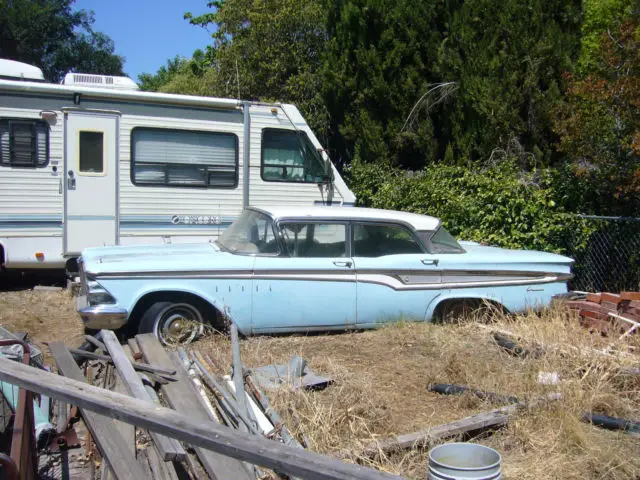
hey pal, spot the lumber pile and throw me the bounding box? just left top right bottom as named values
left=565, top=291, right=640, bottom=337
left=22, top=329, right=401, bottom=480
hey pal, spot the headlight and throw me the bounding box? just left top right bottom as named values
left=87, top=280, right=116, bottom=306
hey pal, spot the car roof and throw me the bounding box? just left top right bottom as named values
left=252, top=206, right=441, bottom=231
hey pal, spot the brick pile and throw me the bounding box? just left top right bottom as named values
left=565, top=291, right=640, bottom=336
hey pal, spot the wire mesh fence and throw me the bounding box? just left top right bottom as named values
left=565, top=215, right=640, bottom=293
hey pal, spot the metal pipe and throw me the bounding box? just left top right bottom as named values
left=176, top=349, right=220, bottom=422
left=581, top=412, right=640, bottom=434
left=245, top=372, right=304, bottom=449
left=190, top=352, right=257, bottom=434
left=242, top=100, right=250, bottom=208
left=429, top=383, right=519, bottom=405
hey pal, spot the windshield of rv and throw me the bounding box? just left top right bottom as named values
left=216, top=210, right=279, bottom=255
left=262, top=130, right=328, bottom=183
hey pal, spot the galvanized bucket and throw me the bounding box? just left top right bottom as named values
left=428, top=443, right=502, bottom=480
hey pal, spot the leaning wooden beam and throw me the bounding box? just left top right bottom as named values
left=0, top=354, right=402, bottom=480
left=68, top=348, right=176, bottom=376
left=47, top=342, right=148, bottom=480
left=101, top=330, right=186, bottom=462
left=136, top=334, right=255, bottom=480
left=361, top=393, right=561, bottom=457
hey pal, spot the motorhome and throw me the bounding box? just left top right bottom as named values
left=0, top=59, right=355, bottom=271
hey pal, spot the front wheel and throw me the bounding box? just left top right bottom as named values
left=138, top=301, right=207, bottom=346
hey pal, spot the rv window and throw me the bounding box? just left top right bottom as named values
left=131, top=128, right=238, bottom=189
left=261, top=129, right=326, bottom=183
left=79, top=131, right=104, bottom=173
left=0, top=119, right=49, bottom=168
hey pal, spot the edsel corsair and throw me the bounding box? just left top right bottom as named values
left=76, top=206, right=573, bottom=344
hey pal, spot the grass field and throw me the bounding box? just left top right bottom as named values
left=1, top=289, right=638, bottom=479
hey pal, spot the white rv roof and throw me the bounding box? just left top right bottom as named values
left=0, top=59, right=44, bottom=81
left=257, top=206, right=441, bottom=231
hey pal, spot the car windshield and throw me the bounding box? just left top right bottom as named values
left=421, top=227, right=465, bottom=254
left=216, top=210, right=279, bottom=255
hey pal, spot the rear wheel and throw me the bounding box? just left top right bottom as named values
left=138, top=301, right=207, bottom=346
left=434, top=299, right=498, bottom=323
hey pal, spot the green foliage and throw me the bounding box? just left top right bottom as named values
left=347, top=157, right=594, bottom=254
left=577, top=0, right=633, bottom=74
left=138, top=56, right=190, bottom=91
left=322, top=0, right=582, bottom=168
left=183, top=0, right=330, bottom=138
left=0, top=0, right=124, bottom=82
left=553, top=13, right=640, bottom=215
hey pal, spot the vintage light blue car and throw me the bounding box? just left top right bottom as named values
left=76, top=206, right=573, bottom=344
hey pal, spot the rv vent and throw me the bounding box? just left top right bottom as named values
left=63, top=72, right=139, bottom=91
left=0, top=59, right=45, bottom=81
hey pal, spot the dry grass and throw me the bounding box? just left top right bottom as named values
left=194, top=307, right=640, bottom=479
left=1, top=289, right=638, bottom=479
left=0, top=289, right=84, bottom=361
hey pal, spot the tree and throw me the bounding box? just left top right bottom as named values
left=138, top=55, right=191, bottom=91
left=0, top=0, right=124, bottom=82
left=553, top=14, right=640, bottom=215
left=184, top=0, right=329, bottom=137
left=321, top=0, right=582, bottom=169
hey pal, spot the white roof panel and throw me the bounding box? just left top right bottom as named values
left=256, top=206, right=441, bottom=231
left=0, top=59, right=44, bottom=81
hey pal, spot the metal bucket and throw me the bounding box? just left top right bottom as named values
left=428, top=443, right=502, bottom=480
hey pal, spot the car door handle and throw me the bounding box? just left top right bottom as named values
left=333, top=260, right=352, bottom=268
left=421, top=259, right=439, bottom=266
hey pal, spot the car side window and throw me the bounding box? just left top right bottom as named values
left=280, top=223, right=346, bottom=258
left=352, top=223, right=423, bottom=257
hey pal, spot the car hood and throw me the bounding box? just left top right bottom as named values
left=80, top=242, right=250, bottom=276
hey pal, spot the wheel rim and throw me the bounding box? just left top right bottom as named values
left=154, top=303, right=204, bottom=346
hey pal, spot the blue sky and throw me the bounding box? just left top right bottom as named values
left=73, top=0, right=214, bottom=82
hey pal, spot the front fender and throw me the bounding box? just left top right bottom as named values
left=102, top=278, right=253, bottom=335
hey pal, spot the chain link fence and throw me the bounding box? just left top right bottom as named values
left=565, top=215, right=640, bottom=293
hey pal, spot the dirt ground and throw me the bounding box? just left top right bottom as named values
left=1, top=288, right=639, bottom=479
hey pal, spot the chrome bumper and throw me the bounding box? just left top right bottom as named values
left=76, top=295, right=128, bottom=330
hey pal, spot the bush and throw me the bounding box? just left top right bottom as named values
left=346, top=158, right=594, bottom=254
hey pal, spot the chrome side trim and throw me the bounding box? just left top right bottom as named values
left=90, top=268, right=572, bottom=290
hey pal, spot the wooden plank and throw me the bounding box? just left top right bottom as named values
left=148, top=446, right=181, bottom=480
left=361, top=393, right=561, bottom=457
left=47, top=342, right=148, bottom=480
left=0, top=355, right=402, bottom=480
left=101, top=330, right=186, bottom=462
left=137, top=334, right=253, bottom=480
left=110, top=370, right=136, bottom=458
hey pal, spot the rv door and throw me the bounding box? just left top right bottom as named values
left=64, top=112, right=118, bottom=256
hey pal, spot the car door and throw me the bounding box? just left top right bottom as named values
left=352, top=222, right=442, bottom=326
left=251, top=221, right=356, bottom=333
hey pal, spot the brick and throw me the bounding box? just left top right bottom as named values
left=578, top=315, right=612, bottom=335
left=580, top=309, right=609, bottom=321
left=586, top=292, right=602, bottom=303
left=600, top=292, right=622, bottom=305
left=565, top=300, right=607, bottom=313
left=617, top=307, right=640, bottom=323
left=620, top=292, right=640, bottom=301
left=600, top=301, right=619, bottom=313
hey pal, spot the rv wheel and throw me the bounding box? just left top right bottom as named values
left=139, top=301, right=206, bottom=346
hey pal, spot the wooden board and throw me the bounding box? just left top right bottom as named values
left=48, top=342, right=148, bottom=480
left=0, top=353, right=402, bottom=480
left=102, top=330, right=186, bottom=461
left=361, top=393, right=561, bottom=457
left=136, top=334, right=254, bottom=480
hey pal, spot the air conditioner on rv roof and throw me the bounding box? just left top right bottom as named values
left=63, top=72, right=139, bottom=91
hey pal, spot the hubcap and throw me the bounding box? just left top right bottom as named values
left=156, top=304, right=204, bottom=346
